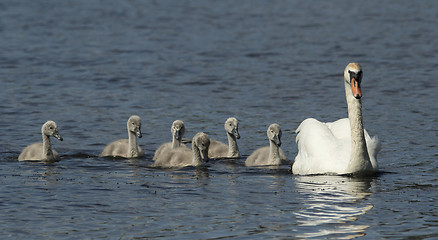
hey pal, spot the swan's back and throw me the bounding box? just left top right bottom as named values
left=100, top=139, right=128, bottom=157
left=153, top=147, right=193, bottom=168
left=245, top=147, right=288, bottom=166
left=208, top=140, right=229, bottom=158
left=99, top=139, right=144, bottom=158
left=293, top=118, right=380, bottom=174
left=152, top=142, right=172, bottom=160
left=245, top=146, right=270, bottom=166
left=18, top=142, right=60, bottom=161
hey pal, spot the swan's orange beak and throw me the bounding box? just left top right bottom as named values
left=351, top=78, right=362, bottom=99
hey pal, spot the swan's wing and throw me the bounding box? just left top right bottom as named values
left=18, top=142, right=43, bottom=161
left=364, top=129, right=381, bottom=170
left=99, top=139, right=129, bottom=157
left=245, top=147, right=269, bottom=166
left=152, top=142, right=171, bottom=161
left=208, top=139, right=228, bottom=158
left=153, top=147, right=192, bottom=168
left=293, top=118, right=350, bottom=175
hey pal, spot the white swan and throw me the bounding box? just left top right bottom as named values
left=152, top=120, right=188, bottom=161
left=208, top=117, right=240, bottom=158
left=99, top=115, right=145, bottom=158
left=152, top=132, right=210, bottom=168
left=292, top=63, right=381, bottom=176
left=18, top=121, right=63, bottom=162
left=245, top=123, right=289, bottom=166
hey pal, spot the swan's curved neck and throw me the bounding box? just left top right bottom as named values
left=227, top=133, right=239, bottom=157
left=128, top=130, right=139, bottom=158
left=345, top=82, right=372, bottom=173
left=268, top=140, right=281, bottom=165
left=42, top=133, right=53, bottom=160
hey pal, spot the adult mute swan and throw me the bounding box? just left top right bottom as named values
left=18, top=121, right=63, bottom=162
left=152, top=132, right=210, bottom=168
left=208, top=117, right=240, bottom=158
left=99, top=115, right=145, bottom=158
left=292, top=63, right=381, bottom=176
left=152, top=120, right=188, bottom=161
left=245, top=123, right=289, bottom=166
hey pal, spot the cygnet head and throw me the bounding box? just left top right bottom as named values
left=193, top=132, right=210, bottom=162
left=267, top=123, right=281, bottom=147
left=171, top=120, right=185, bottom=140
left=224, top=117, right=240, bottom=139
left=344, top=63, right=363, bottom=99
left=127, top=115, right=142, bottom=138
left=42, top=120, right=63, bottom=141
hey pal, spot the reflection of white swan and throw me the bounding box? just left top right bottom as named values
left=292, top=63, right=380, bottom=176
left=294, top=176, right=374, bottom=239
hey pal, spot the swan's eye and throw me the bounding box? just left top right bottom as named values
left=348, top=70, right=363, bottom=85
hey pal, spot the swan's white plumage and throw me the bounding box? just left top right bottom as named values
left=99, top=115, right=144, bottom=158
left=18, top=120, right=63, bottom=162
left=293, top=118, right=380, bottom=175
left=152, top=120, right=188, bottom=161
left=292, top=63, right=381, bottom=175
left=208, top=117, right=240, bottom=158
left=153, top=132, right=210, bottom=168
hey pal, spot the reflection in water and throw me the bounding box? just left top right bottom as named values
left=294, top=176, right=375, bottom=239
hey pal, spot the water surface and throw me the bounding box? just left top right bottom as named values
left=1, top=0, right=437, bottom=239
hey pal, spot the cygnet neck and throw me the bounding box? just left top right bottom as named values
left=268, top=140, right=281, bottom=165
left=128, top=130, right=139, bottom=158
left=227, top=132, right=239, bottom=157
left=172, top=134, right=181, bottom=149
left=41, top=132, right=53, bottom=160
left=192, top=144, right=204, bottom=166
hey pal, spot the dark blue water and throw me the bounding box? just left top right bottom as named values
left=1, top=0, right=437, bottom=239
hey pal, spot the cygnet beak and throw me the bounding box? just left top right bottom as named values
left=235, top=130, right=241, bottom=139
left=136, top=129, right=142, bottom=138
left=54, top=133, right=63, bottom=141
